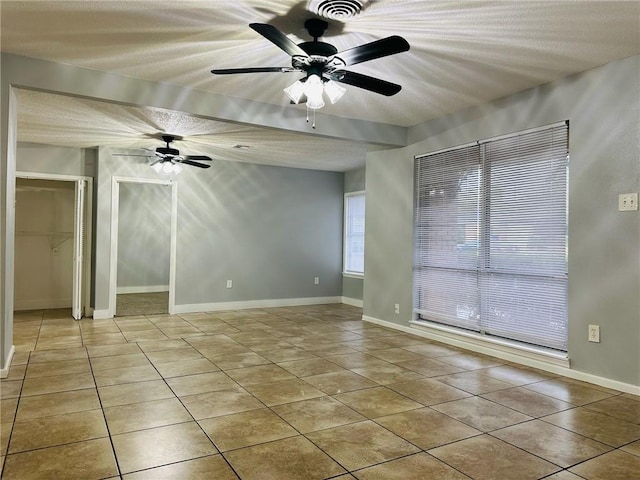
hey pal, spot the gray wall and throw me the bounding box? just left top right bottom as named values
left=343, top=167, right=366, bottom=302
left=364, top=54, right=640, bottom=386
left=94, top=148, right=344, bottom=311
left=117, top=182, right=171, bottom=291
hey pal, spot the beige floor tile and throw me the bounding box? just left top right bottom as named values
left=181, top=387, right=263, bottom=420
left=122, top=329, right=168, bottom=342
left=622, top=439, right=640, bottom=457
left=136, top=338, right=189, bottom=352
left=1, top=398, right=18, bottom=424
left=210, top=352, right=272, bottom=370
left=542, top=472, right=584, bottom=480
left=306, top=344, right=360, bottom=356
left=435, top=371, right=515, bottom=395
left=582, top=394, right=640, bottom=424
left=21, top=372, right=95, bottom=397
left=542, top=407, right=640, bottom=447
left=3, top=364, right=26, bottom=381
left=245, top=378, right=326, bottom=406
left=361, top=347, right=426, bottom=364
left=272, top=396, right=366, bottom=433
left=35, top=335, right=83, bottom=350
left=260, top=347, right=318, bottom=362
left=1, top=422, right=11, bottom=455
left=98, top=379, right=175, bottom=407
left=37, top=325, right=81, bottom=338
left=524, top=379, right=615, bottom=405
left=334, top=386, right=423, bottom=418
left=395, top=357, right=466, bottom=377
left=28, top=347, right=87, bottom=364
left=431, top=396, right=532, bottom=432
left=114, top=318, right=157, bottom=331
left=0, top=380, right=22, bottom=400
left=199, top=407, right=298, bottom=451
left=437, top=352, right=505, bottom=370
left=196, top=343, right=252, bottom=358
left=481, top=386, right=574, bottom=417
left=104, top=397, right=191, bottom=434
left=224, top=435, right=345, bottom=480
left=225, top=364, right=296, bottom=386
left=403, top=343, right=463, bottom=357
left=93, top=364, right=161, bottom=386
left=278, top=358, right=346, bottom=377
left=306, top=420, right=419, bottom=470
left=89, top=352, right=150, bottom=371
left=112, top=421, right=217, bottom=474
left=429, top=435, right=559, bottom=480
left=166, top=371, right=238, bottom=396
left=158, top=326, right=204, bottom=337
left=16, top=388, right=100, bottom=420
left=324, top=352, right=389, bottom=369
left=9, top=409, right=107, bottom=453
left=375, top=407, right=481, bottom=450
left=25, top=358, right=90, bottom=378
left=353, top=452, right=471, bottom=480
left=492, top=419, right=612, bottom=467
left=154, top=357, right=219, bottom=378
left=351, top=363, right=424, bottom=385
left=86, top=343, right=142, bottom=357
left=302, top=370, right=378, bottom=395
left=82, top=333, right=127, bottom=345
left=2, top=437, right=118, bottom=480
left=479, top=364, right=558, bottom=386
left=387, top=377, right=472, bottom=406
left=569, top=449, right=640, bottom=479
left=122, top=454, right=239, bottom=479
left=144, top=346, right=204, bottom=364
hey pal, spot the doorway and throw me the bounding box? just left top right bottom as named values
left=109, top=177, right=177, bottom=317
left=14, top=174, right=92, bottom=319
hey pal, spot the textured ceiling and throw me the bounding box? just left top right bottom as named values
left=2, top=0, right=639, bottom=170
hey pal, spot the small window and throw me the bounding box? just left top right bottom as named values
left=344, top=191, right=365, bottom=276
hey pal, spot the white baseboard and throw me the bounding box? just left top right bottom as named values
left=0, top=345, right=16, bottom=379
left=14, top=298, right=71, bottom=310
left=342, top=296, right=363, bottom=308
left=116, top=285, right=169, bottom=294
left=174, top=296, right=344, bottom=314
left=362, top=315, right=640, bottom=396
left=92, top=309, right=112, bottom=320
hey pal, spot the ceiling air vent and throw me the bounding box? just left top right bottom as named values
left=314, top=0, right=365, bottom=21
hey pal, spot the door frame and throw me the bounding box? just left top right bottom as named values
left=109, top=176, right=177, bottom=317
left=15, top=171, right=93, bottom=319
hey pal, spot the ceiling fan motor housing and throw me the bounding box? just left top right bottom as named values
left=157, top=147, right=180, bottom=156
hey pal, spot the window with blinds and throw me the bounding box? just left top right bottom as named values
left=344, top=191, right=366, bottom=275
left=414, top=122, right=569, bottom=351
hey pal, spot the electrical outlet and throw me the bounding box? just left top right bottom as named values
left=588, top=324, right=600, bottom=343
left=618, top=193, right=638, bottom=211
left=226, top=280, right=233, bottom=289
left=394, top=303, right=400, bottom=314
left=314, top=277, right=320, bottom=285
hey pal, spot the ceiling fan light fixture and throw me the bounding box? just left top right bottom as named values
left=284, top=79, right=305, bottom=104
left=304, top=74, right=325, bottom=109
left=324, top=79, right=346, bottom=104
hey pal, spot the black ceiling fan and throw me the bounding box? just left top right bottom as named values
left=211, top=19, right=410, bottom=99
left=115, top=135, right=212, bottom=170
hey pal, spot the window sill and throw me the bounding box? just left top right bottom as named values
left=342, top=272, right=364, bottom=279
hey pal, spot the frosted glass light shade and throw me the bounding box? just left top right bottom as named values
left=324, top=80, right=346, bottom=104
left=284, top=80, right=305, bottom=103
left=304, top=75, right=325, bottom=109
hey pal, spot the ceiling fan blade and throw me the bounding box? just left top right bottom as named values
left=249, top=23, right=309, bottom=58
left=184, top=155, right=213, bottom=161
left=334, top=35, right=410, bottom=67
left=178, top=159, right=211, bottom=169
left=212, top=66, right=296, bottom=75
left=331, top=71, right=402, bottom=96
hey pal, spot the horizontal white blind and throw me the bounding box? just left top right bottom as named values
left=415, top=123, right=568, bottom=351
left=344, top=193, right=365, bottom=274
left=414, top=144, right=481, bottom=330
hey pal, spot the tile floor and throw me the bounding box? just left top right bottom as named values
left=1, top=304, right=639, bottom=480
